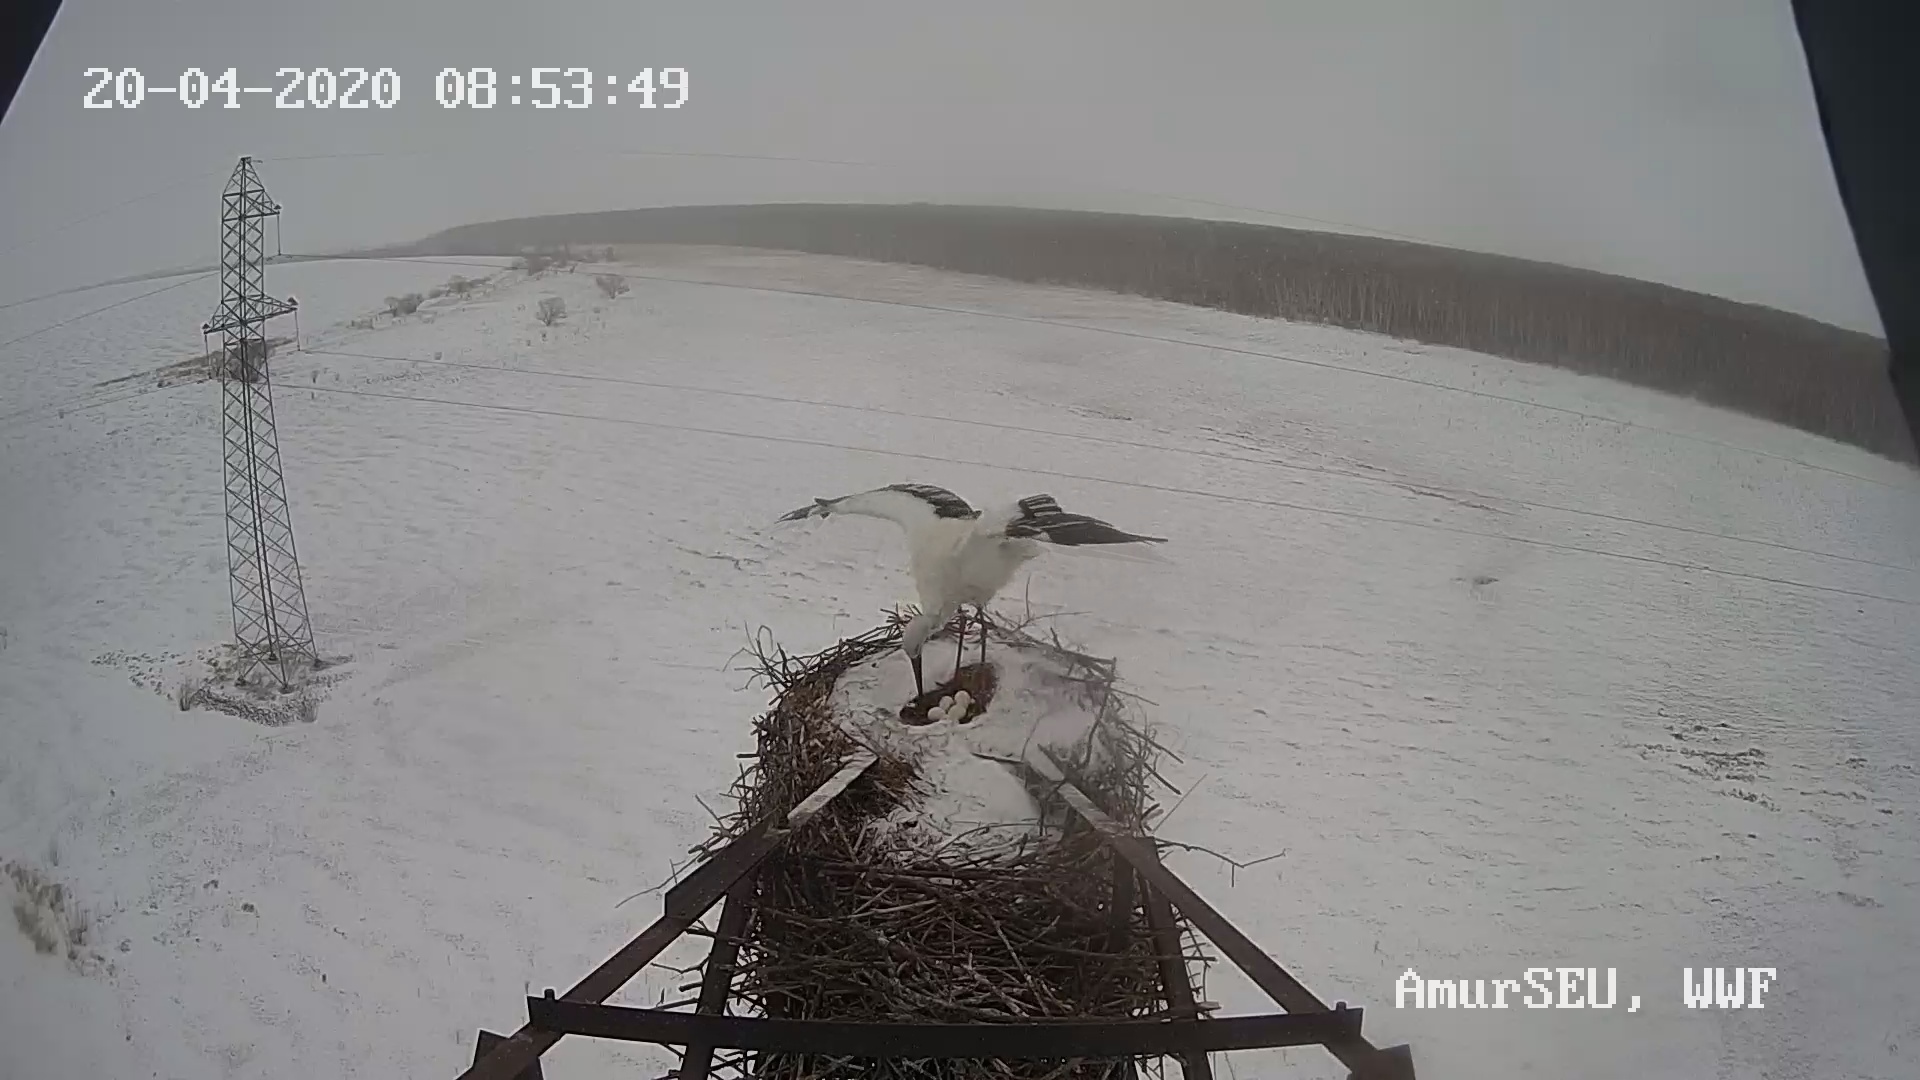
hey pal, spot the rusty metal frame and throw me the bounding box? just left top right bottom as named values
left=454, top=747, right=1416, bottom=1080
left=676, top=879, right=755, bottom=1080
left=456, top=753, right=877, bottom=1080
left=1140, top=874, right=1214, bottom=1080
left=528, top=996, right=1362, bottom=1056
left=1030, top=748, right=1416, bottom=1080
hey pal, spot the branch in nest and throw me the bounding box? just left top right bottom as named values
left=1153, top=837, right=1287, bottom=882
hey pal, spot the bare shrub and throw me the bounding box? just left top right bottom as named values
left=428, top=285, right=448, bottom=299
left=384, top=293, right=424, bottom=317
left=535, top=297, right=567, bottom=326
left=446, top=275, right=475, bottom=297
left=594, top=273, right=629, bottom=299
left=517, top=253, right=555, bottom=276
left=5, top=861, right=83, bottom=964
left=11, top=893, right=55, bottom=954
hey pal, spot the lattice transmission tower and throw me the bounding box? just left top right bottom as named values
left=201, top=156, right=316, bottom=690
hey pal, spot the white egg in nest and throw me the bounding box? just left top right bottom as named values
left=925, top=705, right=947, bottom=723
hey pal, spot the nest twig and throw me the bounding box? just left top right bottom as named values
left=680, top=608, right=1190, bottom=1080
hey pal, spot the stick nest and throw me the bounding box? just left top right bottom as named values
left=687, top=608, right=1190, bottom=1080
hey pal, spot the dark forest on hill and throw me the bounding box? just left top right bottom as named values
left=403, top=204, right=1910, bottom=462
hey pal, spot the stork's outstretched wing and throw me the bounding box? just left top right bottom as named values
left=881, top=483, right=979, bottom=520
left=777, top=483, right=981, bottom=533
left=1003, top=493, right=1166, bottom=545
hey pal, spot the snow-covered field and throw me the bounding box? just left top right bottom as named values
left=2, top=245, right=1917, bottom=1080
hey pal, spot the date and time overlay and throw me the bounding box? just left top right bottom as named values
left=81, top=66, right=688, bottom=110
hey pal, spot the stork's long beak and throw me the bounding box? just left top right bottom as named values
left=776, top=505, right=815, bottom=522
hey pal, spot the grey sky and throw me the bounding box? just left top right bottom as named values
left=0, top=0, right=1882, bottom=334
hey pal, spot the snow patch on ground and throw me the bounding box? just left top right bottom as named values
left=827, top=634, right=1116, bottom=860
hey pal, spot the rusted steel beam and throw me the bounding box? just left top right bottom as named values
left=664, top=823, right=781, bottom=921
left=471, top=1031, right=542, bottom=1080
left=454, top=827, right=769, bottom=1080
left=453, top=752, right=879, bottom=1080
left=1108, top=858, right=1137, bottom=955
left=526, top=997, right=1364, bottom=1058
left=1031, top=748, right=1415, bottom=1080
left=785, top=749, right=877, bottom=830
left=1141, top=883, right=1214, bottom=1080
left=677, top=882, right=755, bottom=1080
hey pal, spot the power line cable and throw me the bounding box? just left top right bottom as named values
left=291, top=378, right=1920, bottom=610
left=305, top=344, right=1919, bottom=575
left=0, top=169, right=229, bottom=259
left=0, top=272, right=214, bottom=354
left=298, top=252, right=1918, bottom=491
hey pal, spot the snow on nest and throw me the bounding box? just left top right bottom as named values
left=826, top=635, right=1113, bottom=860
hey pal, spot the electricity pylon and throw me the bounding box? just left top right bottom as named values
left=201, top=156, right=316, bottom=690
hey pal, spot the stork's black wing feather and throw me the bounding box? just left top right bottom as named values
left=883, top=483, right=980, bottom=519
left=1005, top=494, right=1166, bottom=545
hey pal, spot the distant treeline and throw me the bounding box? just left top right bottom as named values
left=405, top=204, right=1910, bottom=462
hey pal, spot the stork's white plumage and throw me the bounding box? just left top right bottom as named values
left=777, top=483, right=1166, bottom=697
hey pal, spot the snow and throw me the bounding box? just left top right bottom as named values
left=2, top=245, right=1918, bottom=1080
left=825, top=633, right=1120, bottom=861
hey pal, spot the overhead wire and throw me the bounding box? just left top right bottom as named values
left=303, top=344, right=1919, bottom=576
left=15, top=325, right=1906, bottom=581
left=287, top=378, right=1920, bottom=610
left=8, top=145, right=1900, bottom=490
left=294, top=252, right=1917, bottom=491
left=7, top=240, right=1907, bottom=506
left=0, top=168, right=229, bottom=260
left=0, top=272, right=215, bottom=354
left=4, top=154, right=1907, bottom=592
left=4, top=250, right=1908, bottom=604
left=0, top=266, right=214, bottom=313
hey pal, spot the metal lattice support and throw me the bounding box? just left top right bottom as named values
left=456, top=747, right=1417, bottom=1080
left=202, top=156, right=314, bottom=690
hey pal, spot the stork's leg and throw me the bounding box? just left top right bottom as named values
left=978, top=605, right=989, bottom=666
left=954, top=606, right=969, bottom=677
left=910, top=651, right=925, bottom=698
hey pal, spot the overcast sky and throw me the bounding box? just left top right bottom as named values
left=0, top=0, right=1883, bottom=333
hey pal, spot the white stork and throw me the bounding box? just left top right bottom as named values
left=777, top=483, right=1166, bottom=698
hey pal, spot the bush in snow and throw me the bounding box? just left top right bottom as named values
left=446, top=275, right=475, bottom=297
left=517, top=253, right=556, bottom=276
left=594, top=273, right=629, bottom=299
left=385, top=293, right=423, bottom=317
left=6, top=860, right=94, bottom=971
left=536, top=297, right=567, bottom=326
